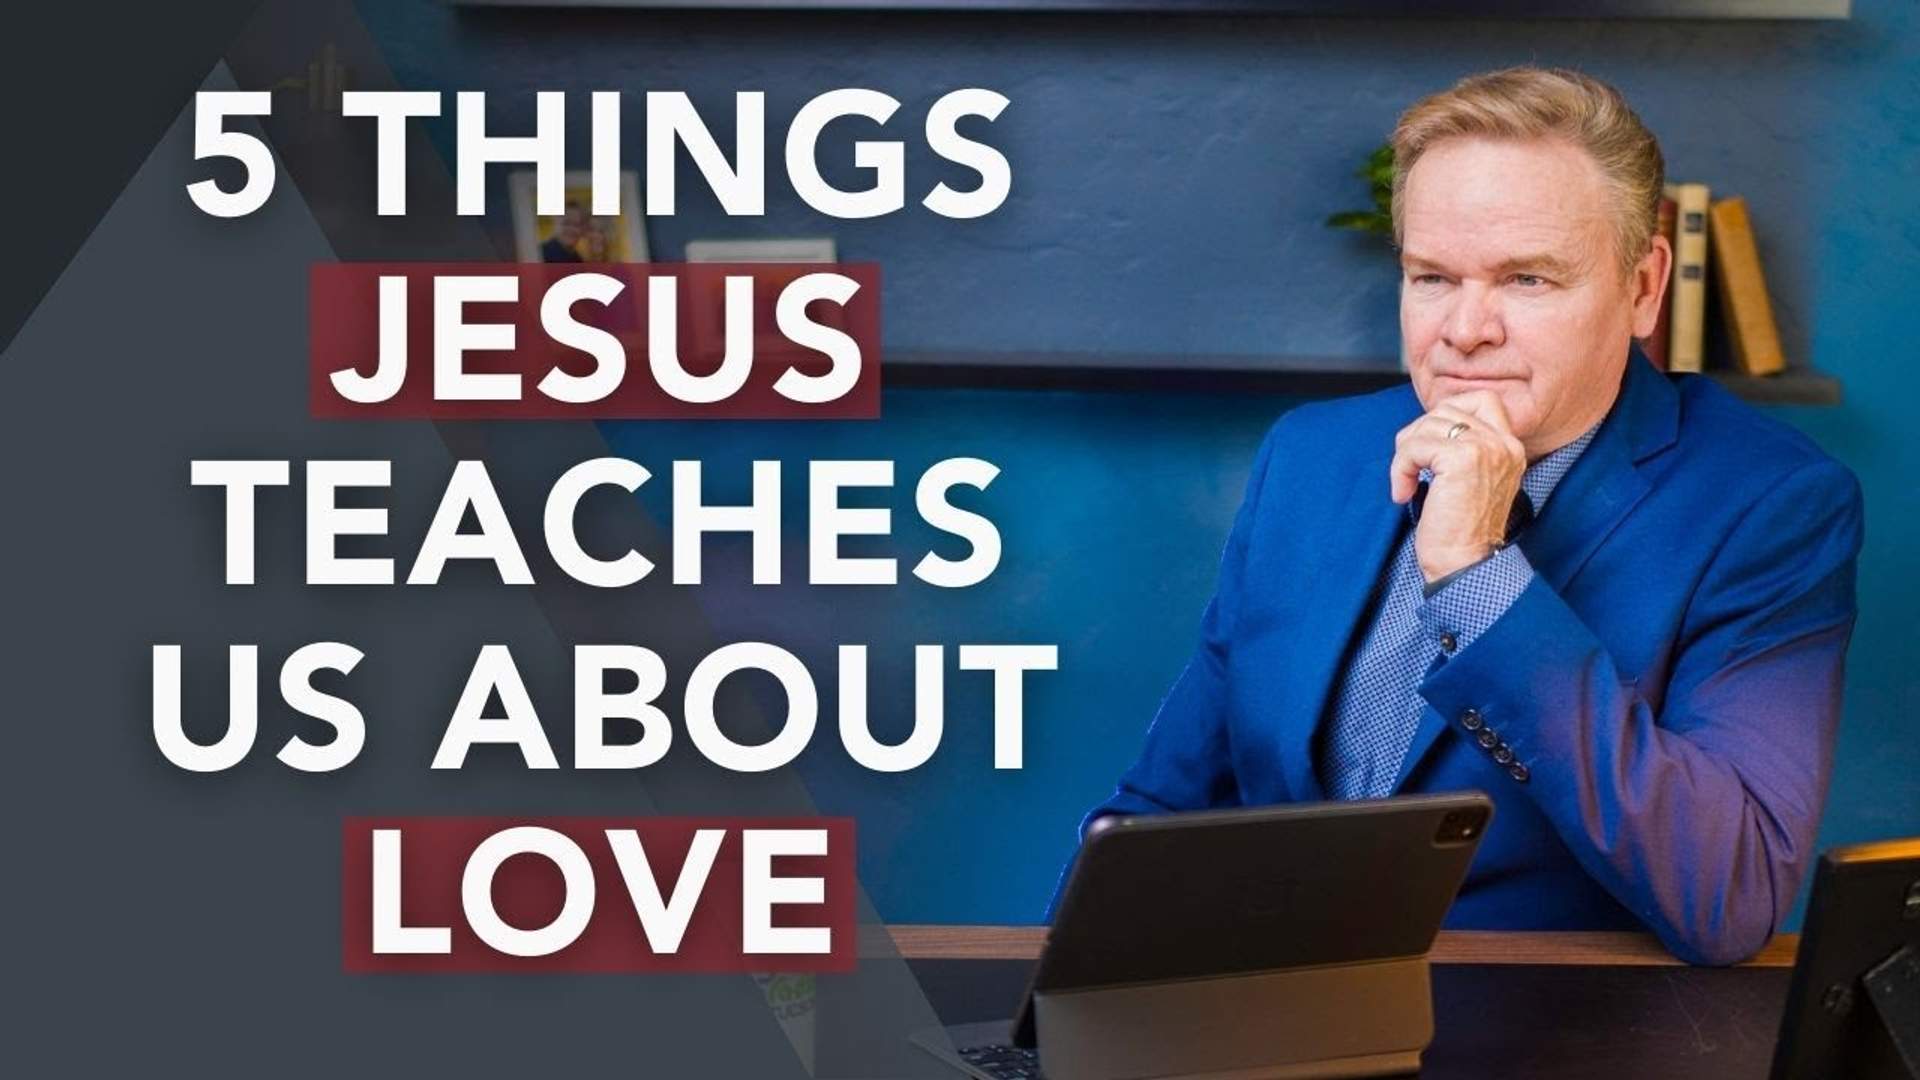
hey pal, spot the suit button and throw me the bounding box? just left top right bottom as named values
left=1476, top=729, right=1499, bottom=750
left=1439, top=631, right=1458, bottom=653
left=1508, top=762, right=1530, bottom=783
left=1493, top=744, right=1515, bottom=765
left=1460, top=709, right=1484, bottom=731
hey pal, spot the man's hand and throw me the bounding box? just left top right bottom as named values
left=1390, top=390, right=1528, bottom=583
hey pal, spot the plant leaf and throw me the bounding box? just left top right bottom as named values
left=1327, top=211, right=1392, bottom=234
left=1326, top=143, right=1398, bottom=242
left=1364, top=143, right=1396, bottom=188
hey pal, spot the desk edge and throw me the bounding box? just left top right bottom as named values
left=875, top=925, right=1799, bottom=968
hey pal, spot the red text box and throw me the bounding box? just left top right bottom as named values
left=310, top=263, right=881, bottom=419
left=342, top=816, right=856, bottom=973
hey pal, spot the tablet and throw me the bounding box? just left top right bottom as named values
left=1010, top=791, right=1493, bottom=1046
left=1770, top=837, right=1920, bottom=1080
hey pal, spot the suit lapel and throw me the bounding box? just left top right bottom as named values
left=1520, top=350, right=1676, bottom=592
left=1387, top=349, right=1678, bottom=794
left=1274, top=395, right=1418, bottom=803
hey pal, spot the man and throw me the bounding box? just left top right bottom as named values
left=1090, top=67, right=1863, bottom=966
left=541, top=201, right=589, bottom=263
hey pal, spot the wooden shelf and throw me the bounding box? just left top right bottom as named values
left=1708, top=368, right=1843, bottom=405
left=883, top=349, right=1842, bottom=406
left=453, top=1, right=1852, bottom=20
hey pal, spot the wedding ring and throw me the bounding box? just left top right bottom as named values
left=1446, top=421, right=1470, bottom=440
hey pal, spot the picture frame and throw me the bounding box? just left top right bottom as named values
left=682, top=238, right=842, bottom=367
left=510, top=169, right=650, bottom=264
left=685, top=237, right=837, bottom=264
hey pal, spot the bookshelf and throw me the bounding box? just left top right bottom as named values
left=884, top=349, right=1842, bottom=405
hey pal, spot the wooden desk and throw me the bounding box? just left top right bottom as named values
left=881, top=925, right=1801, bottom=967
left=882, top=927, right=1800, bottom=1079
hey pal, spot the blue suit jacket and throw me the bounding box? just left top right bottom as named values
left=1091, top=352, right=1863, bottom=965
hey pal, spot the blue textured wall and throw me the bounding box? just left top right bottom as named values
left=360, top=0, right=1918, bottom=925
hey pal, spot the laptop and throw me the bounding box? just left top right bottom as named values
left=912, top=792, right=1492, bottom=1080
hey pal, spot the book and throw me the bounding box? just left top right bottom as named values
left=1644, top=193, right=1677, bottom=370
left=1666, top=182, right=1711, bottom=373
left=1707, top=196, right=1787, bottom=376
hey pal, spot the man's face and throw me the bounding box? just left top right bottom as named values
left=1398, top=135, right=1666, bottom=457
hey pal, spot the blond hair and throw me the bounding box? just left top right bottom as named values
left=1391, top=66, right=1665, bottom=276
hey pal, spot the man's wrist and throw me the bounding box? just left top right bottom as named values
left=1416, top=545, right=1536, bottom=654
left=1418, top=541, right=1500, bottom=584
left=1422, top=551, right=1500, bottom=599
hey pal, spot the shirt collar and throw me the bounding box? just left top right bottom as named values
left=1520, top=424, right=1600, bottom=516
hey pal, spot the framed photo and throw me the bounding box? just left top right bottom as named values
left=682, top=238, right=842, bottom=367
left=685, top=238, right=837, bottom=264
left=510, top=169, right=649, bottom=264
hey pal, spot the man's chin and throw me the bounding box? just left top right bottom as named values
left=1412, top=378, right=1536, bottom=438
left=1417, top=373, right=1523, bottom=405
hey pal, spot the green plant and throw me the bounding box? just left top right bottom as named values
left=1326, top=143, right=1395, bottom=238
